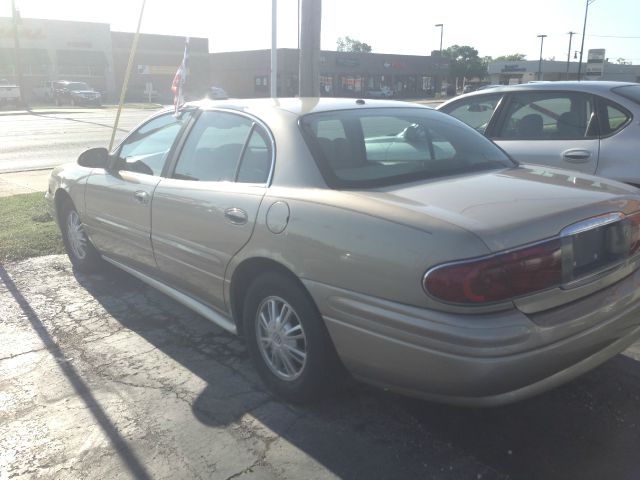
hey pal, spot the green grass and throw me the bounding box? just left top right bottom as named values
left=0, top=192, right=65, bottom=263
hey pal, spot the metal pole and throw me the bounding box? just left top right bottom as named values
left=537, top=34, right=547, bottom=81
left=566, top=31, right=575, bottom=80
left=435, top=24, right=443, bottom=97
left=299, top=0, right=321, bottom=97
left=109, top=0, right=146, bottom=151
left=10, top=0, right=26, bottom=107
left=270, top=0, right=277, bottom=98
left=577, top=0, right=595, bottom=81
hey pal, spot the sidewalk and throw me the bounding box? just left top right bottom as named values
left=0, top=169, right=52, bottom=197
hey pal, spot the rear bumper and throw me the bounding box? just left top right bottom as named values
left=303, top=269, right=640, bottom=406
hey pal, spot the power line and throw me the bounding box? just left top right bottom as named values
left=587, top=34, right=640, bottom=39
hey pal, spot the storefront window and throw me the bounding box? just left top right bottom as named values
left=339, top=75, right=362, bottom=95
left=254, top=76, right=268, bottom=92
left=320, top=75, right=333, bottom=95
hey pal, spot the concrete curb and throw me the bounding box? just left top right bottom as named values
left=0, top=168, right=52, bottom=197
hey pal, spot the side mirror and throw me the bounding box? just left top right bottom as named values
left=77, top=147, right=109, bottom=168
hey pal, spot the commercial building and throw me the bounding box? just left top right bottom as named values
left=0, top=17, right=114, bottom=97
left=210, top=49, right=445, bottom=98
left=487, top=60, right=640, bottom=85
left=0, top=16, right=208, bottom=103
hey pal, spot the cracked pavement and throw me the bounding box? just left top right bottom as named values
left=1, top=255, right=640, bottom=479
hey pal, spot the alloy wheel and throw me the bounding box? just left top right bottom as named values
left=255, top=296, right=308, bottom=381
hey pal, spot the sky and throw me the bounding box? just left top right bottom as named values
left=2, top=0, right=639, bottom=64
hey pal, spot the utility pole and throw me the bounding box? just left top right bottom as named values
left=270, top=0, right=277, bottom=98
left=577, top=0, right=596, bottom=81
left=537, top=34, right=547, bottom=81
left=10, top=0, right=26, bottom=107
left=435, top=24, right=443, bottom=96
left=566, top=31, right=576, bottom=80
left=298, top=0, right=321, bottom=97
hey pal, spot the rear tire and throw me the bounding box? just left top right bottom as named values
left=243, top=272, right=343, bottom=403
left=59, top=197, right=103, bottom=272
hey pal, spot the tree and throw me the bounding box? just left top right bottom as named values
left=493, top=53, right=527, bottom=61
left=443, top=45, right=488, bottom=86
left=336, top=36, right=372, bottom=53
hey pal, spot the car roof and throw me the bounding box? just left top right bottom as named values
left=448, top=81, right=638, bottom=98
left=185, top=97, right=430, bottom=117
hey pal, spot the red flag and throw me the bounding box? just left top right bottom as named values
left=172, top=37, right=189, bottom=114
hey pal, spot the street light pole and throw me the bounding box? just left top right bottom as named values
left=577, top=0, right=596, bottom=81
left=566, top=31, right=576, bottom=80
left=10, top=0, right=26, bottom=107
left=434, top=23, right=443, bottom=96
left=537, top=34, right=547, bottom=81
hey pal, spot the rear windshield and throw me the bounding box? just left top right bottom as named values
left=612, top=85, right=640, bottom=105
left=67, top=82, right=91, bottom=90
left=299, top=107, right=514, bottom=188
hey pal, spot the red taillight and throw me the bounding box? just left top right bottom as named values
left=424, top=239, right=562, bottom=304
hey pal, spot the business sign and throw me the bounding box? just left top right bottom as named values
left=585, top=49, right=605, bottom=79
left=502, top=64, right=527, bottom=72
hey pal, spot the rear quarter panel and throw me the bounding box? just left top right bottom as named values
left=226, top=187, right=492, bottom=311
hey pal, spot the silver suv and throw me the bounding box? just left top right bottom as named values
left=438, top=82, right=640, bottom=185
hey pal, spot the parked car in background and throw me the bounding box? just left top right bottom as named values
left=438, top=81, right=640, bottom=185
left=0, top=79, right=21, bottom=107
left=47, top=98, right=640, bottom=406
left=365, top=86, right=394, bottom=98
left=53, top=80, right=102, bottom=106
left=32, top=80, right=56, bottom=102
left=208, top=86, right=229, bottom=100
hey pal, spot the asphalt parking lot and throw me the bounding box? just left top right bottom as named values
left=2, top=255, right=640, bottom=480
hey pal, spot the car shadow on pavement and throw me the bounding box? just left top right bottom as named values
left=0, top=265, right=154, bottom=480
left=75, top=264, right=640, bottom=480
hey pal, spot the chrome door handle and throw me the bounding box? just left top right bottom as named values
left=563, top=150, right=592, bottom=163
left=133, top=190, right=150, bottom=204
left=224, top=207, right=248, bottom=225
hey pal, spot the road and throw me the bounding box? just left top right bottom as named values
left=1, top=255, right=640, bottom=480
left=0, top=108, right=160, bottom=173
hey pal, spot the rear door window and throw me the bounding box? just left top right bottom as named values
left=172, top=111, right=273, bottom=183
left=495, top=92, right=594, bottom=140
left=173, top=111, right=253, bottom=182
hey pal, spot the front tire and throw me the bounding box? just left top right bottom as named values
left=243, top=272, right=342, bottom=403
left=59, top=198, right=102, bottom=272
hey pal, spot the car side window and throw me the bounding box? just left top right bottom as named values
left=236, top=127, right=272, bottom=183
left=173, top=111, right=253, bottom=182
left=116, top=112, right=190, bottom=176
left=496, top=92, right=594, bottom=140
left=442, top=94, right=502, bottom=133
left=604, top=104, right=630, bottom=135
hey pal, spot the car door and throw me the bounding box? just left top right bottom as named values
left=83, top=111, right=192, bottom=273
left=490, top=91, right=599, bottom=175
left=151, top=110, right=273, bottom=310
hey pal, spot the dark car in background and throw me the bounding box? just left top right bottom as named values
left=438, top=81, right=640, bottom=185
left=53, top=81, right=102, bottom=106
